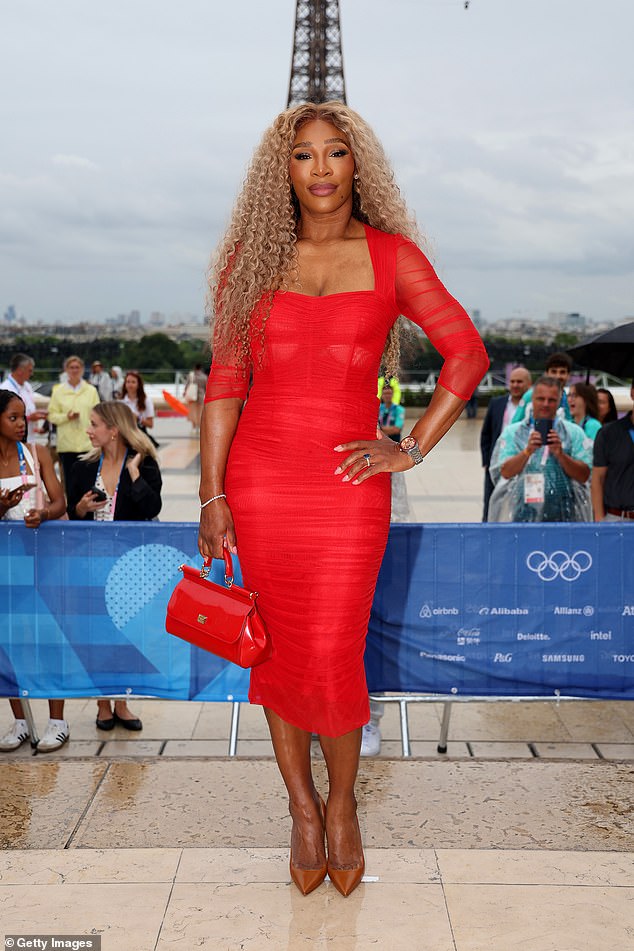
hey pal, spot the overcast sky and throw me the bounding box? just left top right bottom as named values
left=2, top=0, right=633, bottom=326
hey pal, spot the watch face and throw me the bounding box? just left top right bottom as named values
left=400, top=436, right=416, bottom=451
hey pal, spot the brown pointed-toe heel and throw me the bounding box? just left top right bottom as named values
left=289, top=793, right=327, bottom=895
left=289, top=858, right=328, bottom=896
left=326, top=813, right=365, bottom=897
left=327, top=854, right=365, bottom=897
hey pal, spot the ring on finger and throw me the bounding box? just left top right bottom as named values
left=362, top=452, right=371, bottom=468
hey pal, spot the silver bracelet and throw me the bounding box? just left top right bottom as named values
left=200, top=493, right=226, bottom=509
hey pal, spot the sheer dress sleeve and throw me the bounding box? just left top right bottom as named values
left=395, top=238, right=489, bottom=400
left=204, top=356, right=250, bottom=402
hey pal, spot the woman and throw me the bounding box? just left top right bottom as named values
left=0, top=391, right=69, bottom=753
left=568, top=382, right=602, bottom=440
left=121, top=370, right=154, bottom=430
left=198, top=102, right=488, bottom=896
left=120, top=370, right=158, bottom=446
left=184, top=363, right=207, bottom=433
left=47, top=355, right=100, bottom=488
left=67, top=401, right=162, bottom=731
left=597, top=387, right=618, bottom=424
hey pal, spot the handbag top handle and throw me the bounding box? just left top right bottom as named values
left=201, top=549, right=234, bottom=588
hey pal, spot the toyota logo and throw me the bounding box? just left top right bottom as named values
left=526, top=550, right=592, bottom=582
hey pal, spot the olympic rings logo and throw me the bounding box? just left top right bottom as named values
left=526, top=550, right=593, bottom=582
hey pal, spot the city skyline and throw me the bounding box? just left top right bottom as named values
left=2, top=1, right=633, bottom=326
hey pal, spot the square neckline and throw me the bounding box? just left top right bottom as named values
left=279, top=222, right=379, bottom=301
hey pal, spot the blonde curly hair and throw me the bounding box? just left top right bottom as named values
left=208, top=101, right=425, bottom=377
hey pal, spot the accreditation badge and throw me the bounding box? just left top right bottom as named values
left=524, top=472, right=545, bottom=504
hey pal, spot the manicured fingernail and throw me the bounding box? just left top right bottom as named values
left=334, top=445, right=343, bottom=451
left=232, top=546, right=237, bottom=554
left=342, top=475, right=349, bottom=482
left=352, top=479, right=359, bottom=485
left=334, top=466, right=342, bottom=475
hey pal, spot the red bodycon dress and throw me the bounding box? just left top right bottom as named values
left=205, top=224, right=489, bottom=736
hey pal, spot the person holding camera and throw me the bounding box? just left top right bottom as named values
left=67, top=401, right=162, bottom=731
left=488, top=375, right=592, bottom=522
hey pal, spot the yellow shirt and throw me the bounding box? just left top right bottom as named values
left=47, top=381, right=100, bottom=453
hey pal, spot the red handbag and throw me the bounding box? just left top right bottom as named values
left=165, top=550, right=271, bottom=668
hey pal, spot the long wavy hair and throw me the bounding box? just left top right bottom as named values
left=208, top=101, right=424, bottom=377
left=80, top=402, right=158, bottom=463
left=122, top=370, right=147, bottom=414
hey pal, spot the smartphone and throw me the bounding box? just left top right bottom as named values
left=534, top=419, right=552, bottom=444
left=11, top=483, right=36, bottom=497
left=90, top=486, right=108, bottom=502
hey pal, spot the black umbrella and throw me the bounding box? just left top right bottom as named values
left=567, top=321, right=634, bottom=381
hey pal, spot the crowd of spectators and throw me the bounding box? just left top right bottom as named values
left=2, top=351, right=632, bottom=759
left=479, top=353, right=633, bottom=526
left=0, top=353, right=166, bottom=753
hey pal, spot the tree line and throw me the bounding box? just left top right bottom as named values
left=0, top=333, right=210, bottom=381
left=1, top=329, right=581, bottom=383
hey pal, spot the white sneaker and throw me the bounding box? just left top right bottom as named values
left=0, top=719, right=30, bottom=752
left=37, top=719, right=70, bottom=753
left=360, top=720, right=381, bottom=757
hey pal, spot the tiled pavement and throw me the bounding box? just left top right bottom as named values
left=2, top=413, right=633, bottom=950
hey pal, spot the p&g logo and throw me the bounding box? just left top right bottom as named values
left=526, top=550, right=592, bottom=582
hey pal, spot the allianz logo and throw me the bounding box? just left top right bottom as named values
left=419, top=604, right=459, bottom=618
left=479, top=607, right=529, bottom=616
left=554, top=606, right=594, bottom=616
left=623, top=606, right=634, bottom=616
left=526, top=550, right=592, bottom=582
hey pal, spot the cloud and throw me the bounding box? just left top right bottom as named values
left=1, top=0, right=633, bottom=324
left=51, top=154, right=100, bottom=171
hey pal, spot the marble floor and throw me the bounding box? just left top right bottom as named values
left=1, top=846, right=633, bottom=951
left=2, top=412, right=633, bottom=949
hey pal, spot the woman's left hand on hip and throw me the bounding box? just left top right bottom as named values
left=333, top=438, right=413, bottom=484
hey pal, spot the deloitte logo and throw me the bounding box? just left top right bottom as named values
left=419, top=603, right=459, bottom=619
left=526, top=550, right=592, bottom=582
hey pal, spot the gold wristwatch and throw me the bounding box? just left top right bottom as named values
left=399, top=435, right=424, bottom=465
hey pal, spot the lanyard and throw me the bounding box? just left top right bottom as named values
left=380, top=405, right=396, bottom=426
left=96, top=451, right=127, bottom=517
left=16, top=442, right=30, bottom=487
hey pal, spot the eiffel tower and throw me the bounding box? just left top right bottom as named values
left=287, top=0, right=347, bottom=107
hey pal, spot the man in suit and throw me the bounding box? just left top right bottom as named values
left=480, top=366, right=531, bottom=520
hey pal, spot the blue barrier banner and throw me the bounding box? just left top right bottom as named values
left=1, top=522, right=633, bottom=701
left=0, top=523, right=251, bottom=701
left=367, top=523, right=634, bottom=699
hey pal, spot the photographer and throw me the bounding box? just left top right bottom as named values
left=488, top=376, right=592, bottom=522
